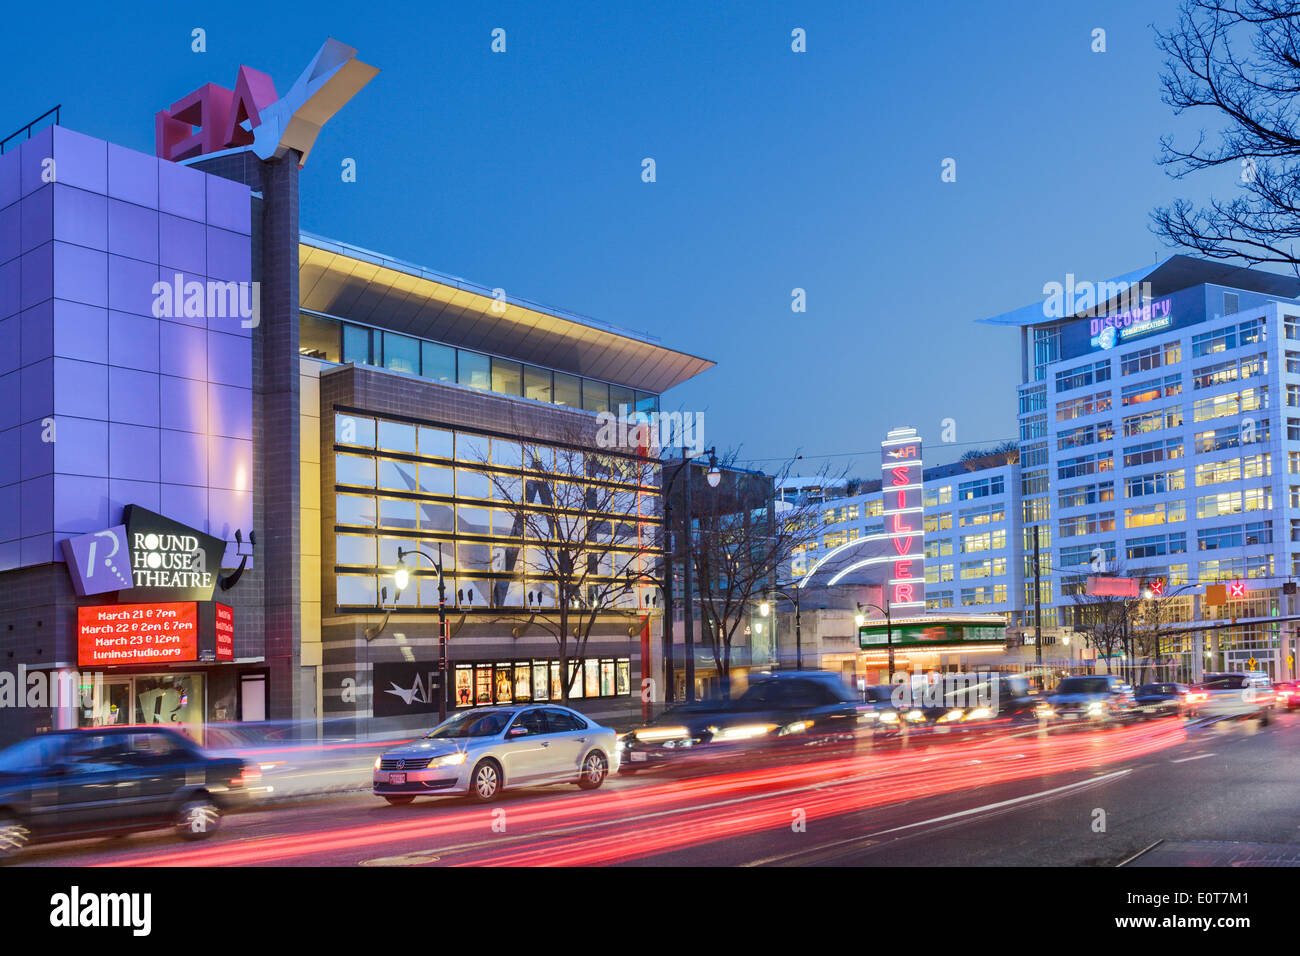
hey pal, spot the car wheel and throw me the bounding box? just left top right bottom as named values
left=469, top=759, right=503, bottom=802
left=176, top=795, right=221, bottom=841
left=578, top=751, right=608, bottom=790
left=384, top=796, right=414, bottom=806
left=0, top=812, right=29, bottom=862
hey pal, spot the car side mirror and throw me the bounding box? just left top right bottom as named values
left=508, top=726, right=529, bottom=737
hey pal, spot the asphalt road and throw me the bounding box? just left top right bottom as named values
left=14, top=711, right=1299, bottom=867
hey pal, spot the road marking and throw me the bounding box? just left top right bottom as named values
left=742, top=769, right=1133, bottom=866
left=1170, top=753, right=1214, bottom=764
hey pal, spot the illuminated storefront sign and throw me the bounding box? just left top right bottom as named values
left=860, top=623, right=1003, bottom=648
left=881, top=427, right=925, bottom=611
left=63, top=507, right=227, bottom=602
left=1090, top=298, right=1172, bottom=350
left=77, top=603, right=200, bottom=667
left=215, top=603, right=235, bottom=662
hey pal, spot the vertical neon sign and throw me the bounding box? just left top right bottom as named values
left=881, top=426, right=925, bottom=611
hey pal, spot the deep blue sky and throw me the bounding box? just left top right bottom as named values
left=8, top=0, right=1228, bottom=477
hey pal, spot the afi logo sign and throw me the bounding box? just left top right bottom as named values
left=155, top=39, right=378, bottom=166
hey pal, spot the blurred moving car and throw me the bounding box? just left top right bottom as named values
left=1041, top=674, right=1137, bottom=726
left=1185, top=672, right=1275, bottom=724
left=619, top=671, right=870, bottom=770
left=373, top=705, right=618, bottom=803
left=1272, top=680, right=1299, bottom=711
left=0, top=727, right=258, bottom=860
left=1134, top=682, right=1188, bottom=718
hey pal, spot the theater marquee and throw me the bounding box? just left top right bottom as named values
left=881, top=427, right=925, bottom=612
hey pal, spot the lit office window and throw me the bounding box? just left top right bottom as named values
left=383, top=332, right=419, bottom=374
left=458, top=350, right=491, bottom=390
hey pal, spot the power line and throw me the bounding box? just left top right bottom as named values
left=733, top=436, right=1020, bottom=465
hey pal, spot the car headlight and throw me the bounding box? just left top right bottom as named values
left=432, top=752, right=468, bottom=768
left=905, top=710, right=925, bottom=722
left=879, top=711, right=900, bottom=723
left=936, top=709, right=964, bottom=723
left=374, top=756, right=383, bottom=770
left=1087, top=701, right=1105, bottom=714
left=1035, top=705, right=1054, bottom=717
left=963, top=707, right=992, bottom=721
left=778, top=720, right=812, bottom=736
left=635, top=726, right=689, bottom=742
left=715, top=724, right=777, bottom=741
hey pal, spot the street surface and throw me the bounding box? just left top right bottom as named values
left=15, top=713, right=1298, bottom=867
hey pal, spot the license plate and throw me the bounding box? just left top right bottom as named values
left=388, top=772, right=407, bottom=785
left=630, top=752, right=647, bottom=762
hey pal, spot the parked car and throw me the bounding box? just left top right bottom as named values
left=1042, top=674, right=1137, bottom=726
left=619, top=671, right=871, bottom=770
left=0, top=727, right=258, bottom=861
left=373, top=705, right=618, bottom=803
left=1134, top=682, right=1189, bottom=718
left=1273, top=680, right=1299, bottom=711
left=1185, top=672, right=1275, bottom=724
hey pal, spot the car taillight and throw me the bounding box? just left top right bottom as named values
left=1185, top=692, right=1207, bottom=704
left=232, top=764, right=261, bottom=788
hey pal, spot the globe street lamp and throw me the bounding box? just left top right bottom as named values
left=393, top=543, right=449, bottom=723
left=856, top=600, right=894, bottom=682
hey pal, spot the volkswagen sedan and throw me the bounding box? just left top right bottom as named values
left=372, top=705, right=618, bottom=804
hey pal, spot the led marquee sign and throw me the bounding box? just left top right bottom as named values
left=881, top=427, right=925, bottom=612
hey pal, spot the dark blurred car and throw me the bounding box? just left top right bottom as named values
left=1273, top=680, right=1299, bottom=711
left=1134, top=682, right=1188, bottom=718
left=1042, top=674, right=1137, bottom=726
left=0, top=727, right=258, bottom=861
left=619, top=671, right=869, bottom=771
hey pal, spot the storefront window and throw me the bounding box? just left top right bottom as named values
left=532, top=663, right=549, bottom=701
left=343, top=324, right=372, bottom=365
left=491, top=358, right=523, bottom=396
left=455, top=666, right=473, bottom=708
left=458, top=350, right=491, bottom=390
left=421, top=341, right=456, bottom=382
left=584, top=659, right=600, bottom=697
left=568, top=661, right=583, bottom=699
left=600, top=660, right=615, bottom=697
left=475, top=665, right=493, bottom=704
left=383, top=332, right=419, bottom=375
left=553, top=372, right=581, bottom=408
left=494, top=664, right=513, bottom=704
left=514, top=662, right=531, bottom=701
left=300, top=313, right=341, bottom=361
left=550, top=662, right=562, bottom=699
left=616, top=659, right=630, bottom=695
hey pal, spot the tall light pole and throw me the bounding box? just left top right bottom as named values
left=394, top=543, right=449, bottom=723
left=759, top=586, right=802, bottom=669
left=855, top=601, right=894, bottom=682
left=662, top=446, right=720, bottom=702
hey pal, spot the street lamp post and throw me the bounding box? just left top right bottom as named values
left=855, top=601, right=894, bottom=682
left=394, top=544, right=449, bottom=723
left=759, top=586, right=802, bottom=669
left=661, top=446, right=720, bottom=703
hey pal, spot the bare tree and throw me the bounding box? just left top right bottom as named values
left=1153, top=0, right=1300, bottom=269
left=474, top=422, right=660, bottom=702
left=681, top=453, right=828, bottom=698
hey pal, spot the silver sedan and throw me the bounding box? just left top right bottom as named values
left=372, top=704, right=620, bottom=804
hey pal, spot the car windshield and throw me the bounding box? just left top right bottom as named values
left=424, top=709, right=513, bottom=739
left=1055, top=677, right=1111, bottom=694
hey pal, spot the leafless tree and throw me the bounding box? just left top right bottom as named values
left=681, top=453, right=829, bottom=697
left=1153, top=0, right=1300, bottom=270
left=474, top=421, right=660, bottom=702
